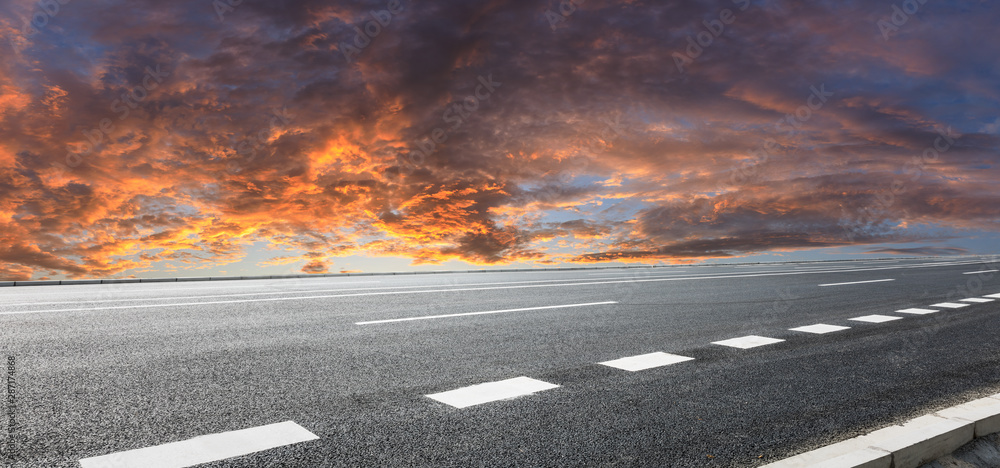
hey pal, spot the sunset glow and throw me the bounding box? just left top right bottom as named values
left=1, top=0, right=998, bottom=280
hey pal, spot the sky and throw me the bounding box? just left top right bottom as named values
left=0, top=0, right=998, bottom=280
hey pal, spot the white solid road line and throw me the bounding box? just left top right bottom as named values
left=793, top=265, right=860, bottom=270
left=964, top=270, right=999, bottom=275
left=850, top=315, right=903, bottom=323
left=0, top=270, right=800, bottom=307
left=1, top=277, right=631, bottom=307
left=896, top=308, right=939, bottom=315
left=818, top=279, right=895, bottom=287
left=426, top=377, right=559, bottom=409
left=961, top=298, right=995, bottom=303
left=3, top=260, right=992, bottom=316
left=354, top=301, right=618, bottom=325
left=931, top=302, right=971, bottom=309
left=587, top=270, right=686, bottom=275
left=789, top=324, right=850, bottom=334
left=599, top=352, right=695, bottom=372
left=712, top=335, right=785, bottom=349
left=2, top=280, right=384, bottom=298
left=575, top=272, right=696, bottom=280
left=78, top=421, right=318, bottom=468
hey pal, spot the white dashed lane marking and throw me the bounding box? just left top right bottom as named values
left=961, top=298, right=995, bottom=303
left=78, top=421, right=318, bottom=468
left=599, top=352, right=695, bottom=372
left=850, top=315, right=903, bottom=323
left=426, top=377, right=559, bottom=409
left=964, top=270, right=999, bottom=275
left=896, top=308, right=939, bottom=315
left=355, top=301, right=617, bottom=325
left=818, top=279, right=895, bottom=287
left=424, top=289, right=1000, bottom=411
left=711, top=335, right=785, bottom=349
left=789, top=324, right=850, bottom=334
left=931, top=302, right=971, bottom=309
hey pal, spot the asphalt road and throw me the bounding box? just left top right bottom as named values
left=3, top=257, right=1000, bottom=467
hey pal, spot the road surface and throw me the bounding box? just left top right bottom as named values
left=2, top=257, right=1000, bottom=467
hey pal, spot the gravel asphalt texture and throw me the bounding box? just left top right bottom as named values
left=2, top=257, right=1000, bottom=467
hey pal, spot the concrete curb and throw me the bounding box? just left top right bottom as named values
left=762, top=394, right=1000, bottom=468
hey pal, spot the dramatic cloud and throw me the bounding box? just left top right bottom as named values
left=1, top=0, right=998, bottom=279
left=865, top=247, right=970, bottom=257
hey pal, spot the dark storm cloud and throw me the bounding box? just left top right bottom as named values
left=0, top=0, right=998, bottom=278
